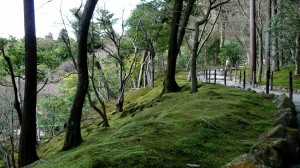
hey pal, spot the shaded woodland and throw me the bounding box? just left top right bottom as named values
left=0, top=0, right=299, bottom=167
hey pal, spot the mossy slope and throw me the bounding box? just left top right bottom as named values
left=32, top=72, right=276, bottom=168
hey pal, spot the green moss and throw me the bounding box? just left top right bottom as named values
left=33, top=72, right=276, bottom=168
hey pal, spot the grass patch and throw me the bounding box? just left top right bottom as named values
left=32, top=72, right=276, bottom=168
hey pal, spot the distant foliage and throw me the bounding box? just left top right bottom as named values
left=218, top=40, right=245, bottom=68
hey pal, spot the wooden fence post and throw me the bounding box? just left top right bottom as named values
left=239, top=70, right=241, bottom=84
left=271, top=71, right=274, bottom=90
left=289, top=71, right=293, bottom=101
left=266, top=69, right=270, bottom=94
left=252, top=71, right=256, bottom=88
left=243, top=70, right=246, bottom=89
left=209, top=70, right=211, bottom=83
left=224, top=70, right=227, bottom=86
left=214, top=69, right=217, bottom=84
left=205, top=70, right=208, bottom=82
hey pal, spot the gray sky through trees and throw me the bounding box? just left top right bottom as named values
left=0, top=0, right=140, bottom=39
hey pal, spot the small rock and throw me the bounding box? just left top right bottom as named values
left=275, top=108, right=295, bottom=117
left=186, top=164, right=200, bottom=167
left=226, top=154, right=269, bottom=168
left=250, top=139, right=286, bottom=168
left=274, top=112, right=296, bottom=127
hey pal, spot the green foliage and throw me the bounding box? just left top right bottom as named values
left=269, top=0, right=300, bottom=63
left=33, top=72, right=276, bottom=168
left=218, top=40, right=245, bottom=67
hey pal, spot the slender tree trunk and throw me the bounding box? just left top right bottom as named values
left=18, top=0, right=39, bottom=166
left=116, top=63, right=124, bottom=112
left=137, top=52, right=147, bottom=88
left=249, top=0, right=257, bottom=84
left=191, top=22, right=200, bottom=93
left=165, top=0, right=183, bottom=92
left=296, top=33, right=300, bottom=75
left=271, top=0, right=279, bottom=71
left=95, top=61, right=115, bottom=100
left=149, top=49, right=155, bottom=88
left=265, top=0, right=271, bottom=77
left=258, top=31, right=263, bottom=83
left=63, top=0, right=98, bottom=150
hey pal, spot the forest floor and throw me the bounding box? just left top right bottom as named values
left=26, top=71, right=279, bottom=168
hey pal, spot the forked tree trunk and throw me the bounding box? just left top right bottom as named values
left=18, top=0, right=39, bottom=166
left=63, top=0, right=98, bottom=150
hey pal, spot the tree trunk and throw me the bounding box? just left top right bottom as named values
left=271, top=0, right=279, bottom=72
left=137, top=52, right=147, bottom=88
left=265, top=0, right=271, bottom=77
left=191, top=22, right=200, bottom=93
left=257, top=30, right=263, bottom=83
left=165, top=0, right=183, bottom=92
left=149, top=49, right=155, bottom=88
left=95, top=61, right=115, bottom=100
left=62, top=0, right=98, bottom=150
left=116, top=63, right=124, bottom=112
left=18, top=0, right=39, bottom=166
left=296, top=33, right=300, bottom=75
left=249, top=0, right=257, bottom=85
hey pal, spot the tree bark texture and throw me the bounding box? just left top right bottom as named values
left=190, top=22, right=200, bottom=93
left=116, top=63, right=124, bottom=112
left=165, top=0, right=183, bottom=92
left=271, top=0, right=279, bottom=71
left=63, top=0, right=98, bottom=150
left=264, top=0, right=271, bottom=77
left=18, top=0, right=39, bottom=166
left=249, top=0, right=257, bottom=84
left=296, top=33, right=300, bottom=75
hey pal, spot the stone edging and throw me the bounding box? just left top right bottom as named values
left=226, top=94, right=300, bottom=168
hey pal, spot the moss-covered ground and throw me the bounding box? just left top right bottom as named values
left=29, top=71, right=276, bottom=168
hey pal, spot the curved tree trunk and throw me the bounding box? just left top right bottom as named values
left=165, top=0, right=183, bottom=92
left=62, top=0, right=98, bottom=150
left=18, top=0, right=39, bottom=166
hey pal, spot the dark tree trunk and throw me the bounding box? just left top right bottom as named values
left=62, top=0, right=98, bottom=150
left=0, top=49, right=22, bottom=124
left=116, top=62, right=124, bottom=112
left=296, top=33, right=300, bottom=75
left=249, top=0, right=257, bottom=85
left=18, top=0, right=39, bottom=166
left=190, top=22, right=200, bottom=93
left=165, top=0, right=183, bottom=92
left=176, top=0, right=197, bottom=55
left=265, top=0, right=271, bottom=77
